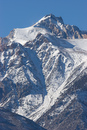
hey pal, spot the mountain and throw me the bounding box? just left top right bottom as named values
left=0, top=14, right=87, bottom=130
left=0, top=107, right=46, bottom=130
left=5, top=14, right=86, bottom=41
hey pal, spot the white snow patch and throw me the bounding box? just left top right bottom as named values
left=66, top=39, right=87, bottom=52
left=16, top=94, right=43, bottom=117
left=11, top=26, right=48, bottom=45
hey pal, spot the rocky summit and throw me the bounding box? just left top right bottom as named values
left=0, top=14, right=87, bottom=130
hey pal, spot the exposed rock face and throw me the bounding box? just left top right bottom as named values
left=0, top=37, right=2, bottom=44
left=35, top=14, right=84, bottom=39
left=82, top=31, right=87, bottom=39
left=0, top=107, right=46, bottom=130
left=36, top=69, right=87, bottom=130
left=7, top=29, right=15, bottom=39
left=65, top=25, right=82, bottom=39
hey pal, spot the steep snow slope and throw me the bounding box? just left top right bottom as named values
left=36, top=67, right=87, bottom=130
left=0, top=14, right=87, bottom=129
left=11, top=26, right=48, bottom=45
left=67, top=39, right=87, bottom=51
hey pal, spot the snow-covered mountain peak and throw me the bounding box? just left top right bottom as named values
left=0, top=14, right=87, bottom=130
left=45, top=14, right=64, bottom=24
left=6, top=14, right=87, bottom=46
left=36, top=14, right=64, bottom=25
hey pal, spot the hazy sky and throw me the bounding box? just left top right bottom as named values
left=0, top=0, right=87, bottom=37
